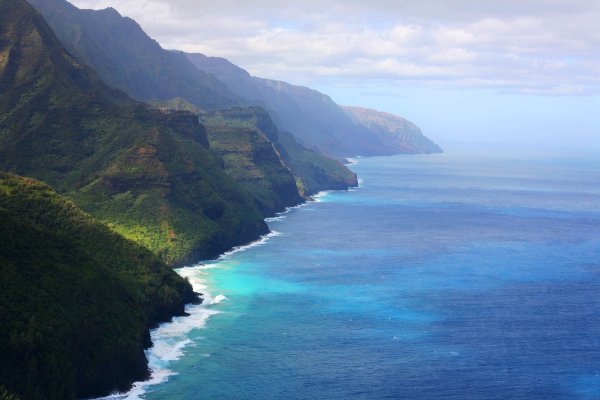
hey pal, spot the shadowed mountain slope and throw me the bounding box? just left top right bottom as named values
left=0, top=172, right=197, bottom=399
left=28, top=0, right=359, bottom=194
left=26, top=0, right=242, bottom=111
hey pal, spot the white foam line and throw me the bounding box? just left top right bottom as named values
left=92, top=189, right=352, bottom=399
left=215, top=230, right=282, bottom=261
left=92, top=228, right=289, bottom=400
left=274, top=201, right=312, bottom=215
left=312, top=190, right=331, bottom=202
left=92, top=269, right=220, bottom=399
left=265, top=215, right=287, bottom=222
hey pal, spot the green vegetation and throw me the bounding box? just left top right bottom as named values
left=203, top=108, right=358, bottom=196
left=278, top=128, right=359, bottom=194
left=0, top=172, right=197, bottom=399
left=201, top=111, right=304, bottom=215
left=26, top=0, right=421, bottom=159
left=0, top=0, right=267, bottom=266
left=186, top=53, right=439, bottom=157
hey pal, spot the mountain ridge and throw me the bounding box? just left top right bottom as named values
left=342, top=106, right=443, bottom=154
left=26, top=0, right=441, bottom=160
left=26, top=0, right=243, bottom=111
left=186, top=52, right=443, bottom=157
left=1, top=0, right=268, bottom=266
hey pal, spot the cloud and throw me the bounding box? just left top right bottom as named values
left=68, top=0, right=600, bottom=95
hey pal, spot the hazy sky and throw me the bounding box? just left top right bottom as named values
left=68, top=0, right=600, bottom=153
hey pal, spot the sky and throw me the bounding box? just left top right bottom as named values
left=68, top=0, right=600, bottom=154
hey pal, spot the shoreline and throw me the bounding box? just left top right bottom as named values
left=171, top=177, right=360, bottom=269
left=92, top=190, right=336, bottom=400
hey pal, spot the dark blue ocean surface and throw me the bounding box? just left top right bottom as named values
left=114, top=153, right=600, bottom=399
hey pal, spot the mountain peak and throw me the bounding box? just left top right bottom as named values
left=28, top=0, right=242, bottom=110
left=1, top=0, right=114, bottom=99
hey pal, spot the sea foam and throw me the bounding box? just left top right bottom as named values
left=312, top=191, right=331, bottom=202
left=92, top=230, right=281, bottom=400
left=216, top=230, right=282, bottom=261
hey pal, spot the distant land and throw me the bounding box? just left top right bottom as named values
left=342, top=106, right=443, bottom=154
left=187, top=52, right=442, bottom=157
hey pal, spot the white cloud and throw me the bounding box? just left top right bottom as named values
left=68, top=0, right=600, bottom=95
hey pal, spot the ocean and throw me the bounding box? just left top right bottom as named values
left=103, top=152, right=600, bottom=399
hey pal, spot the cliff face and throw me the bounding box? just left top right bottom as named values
left=0, top=172, right=197, bottom=399
left=0, top=0, right=267, bottom=266
left=202, top=107, right=358, bottom=196
left=202, top=109, right=305, bottom=216
left=342, top=106, right=443, bottom=154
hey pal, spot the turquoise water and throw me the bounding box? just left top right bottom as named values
left=111, top=153, right=600, bottom=399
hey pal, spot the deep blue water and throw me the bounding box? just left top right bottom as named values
left=113, top=153, right=600, bottom=399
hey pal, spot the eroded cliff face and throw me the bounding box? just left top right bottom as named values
left=202, top=107, right=358, bottom=197
left=202, top=110, right=304, bottom=216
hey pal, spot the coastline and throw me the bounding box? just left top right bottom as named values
left=90, top=153, right=600, bottom=399
left=92, top=191, right=335, bottom=400
left=171, top=174, right=361, bottom=268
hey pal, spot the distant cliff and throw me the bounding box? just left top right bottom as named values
left=342, top=106, right=443, bottom=154
left=186, top=53, right=390, bottom=157
left=27, top=0, right=441, bottom=159
left=186, top=53, right=442, bottom=158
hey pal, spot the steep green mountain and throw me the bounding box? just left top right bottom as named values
left=0, top=0, right=267, bottom=266
left=186, top=53, right=443, bottom=157
left=200, top=110, right=304, bottom=215
left=26, top=0, right=241, bottom=111
left=202, top=107, right=358, bottom=196
left=0, top=172, right=197, bottom=399
left=342, top=106, right=443, bottom=154
left=28, top=0, right=358, bottom=192
left=150, top=98, right=358, bottom=196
